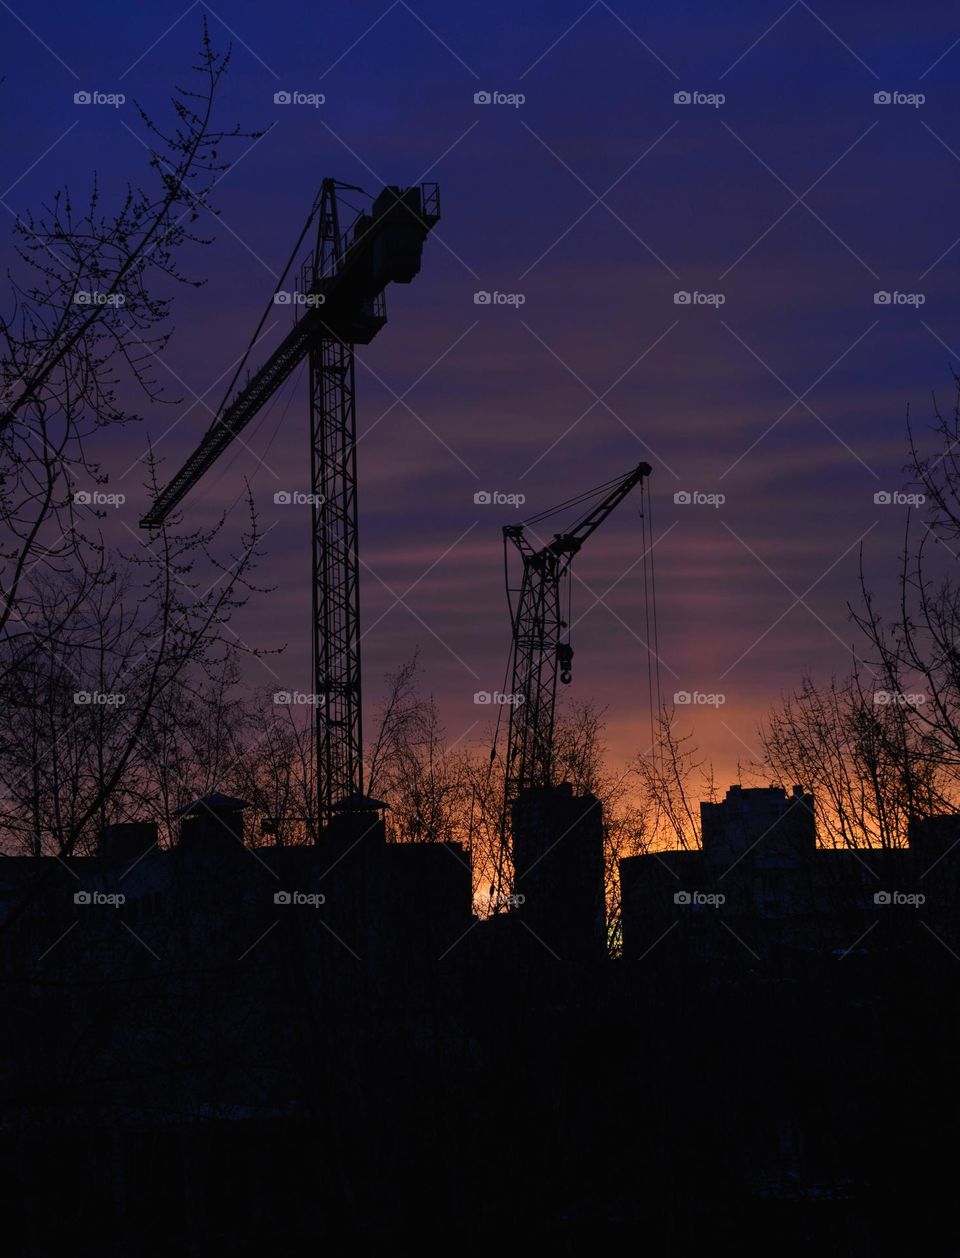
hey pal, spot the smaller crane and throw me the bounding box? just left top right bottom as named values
left=501, top=461, right=652, bottom=808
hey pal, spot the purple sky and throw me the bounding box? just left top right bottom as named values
left=3, top=0, right=960, bottom=787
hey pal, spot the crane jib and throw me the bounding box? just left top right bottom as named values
left=139, top=183, right=440, bottom=531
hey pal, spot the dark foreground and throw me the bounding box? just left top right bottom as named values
left=0, top=804, right=956, bottom=1253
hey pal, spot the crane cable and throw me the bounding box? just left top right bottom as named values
left=491, top=529, right=519, bottom=780
left=207, top=193, right=326, bottom=436
left=520, top=473, right=630, bottom=528
left=638, top=479, right=663, bottom=781
left=484, top=535, right=523, bottom=910
left=203, top=183, right=376, bottom=502
left=647, top=481, right=664, bottom=727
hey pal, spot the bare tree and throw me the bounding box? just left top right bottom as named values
left=632, top=706, right=713, bottom=851
left=757, top=673, right=951, bottom=849
left=0, top=497, right=269, bottom=856
left=367, top=652, right=473, bottom=845
left=0, top=28, right=269, bottom=877
left=224, top=690, right=320, bottom=846
left=0, top=25, right=259, bottom=677
left=853, top=375, right=960, bottom=808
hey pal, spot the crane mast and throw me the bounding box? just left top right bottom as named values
left=502, top=461, right=652, bottom=806
left=140, top=179, right=440, bottom=823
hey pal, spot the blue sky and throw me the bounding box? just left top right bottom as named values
left=3, top=0, right=959, bottom=782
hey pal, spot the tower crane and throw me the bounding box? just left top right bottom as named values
left=140, top=179, right=440, bottom=821
left=501, top=461, right=652, bottom=809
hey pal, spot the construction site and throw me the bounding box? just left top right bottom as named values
left=0, top=172, right=958, bottom=1252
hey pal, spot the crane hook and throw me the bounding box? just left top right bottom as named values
left=557, top=642, right=574, bottom=685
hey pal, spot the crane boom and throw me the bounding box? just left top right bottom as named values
left=139, top=311, right=320, bottom=529
left=502, top=461, right=652, bottom=805
left=140, top=182, right=439, bottom=531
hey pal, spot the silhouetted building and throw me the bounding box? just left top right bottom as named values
left=3, top=783, right=960, bottom=1248
left=701, top=783, right=815, bottom=869
left=96, top=821, right=158, bottom=863
left=621, top=785, right=959, bottom=965
left=176, top=792, right=249, bottom=849
left=512, top=782, right=605, bottom=961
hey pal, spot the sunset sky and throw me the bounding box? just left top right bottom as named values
left=4, top=0, right=959, bottom=789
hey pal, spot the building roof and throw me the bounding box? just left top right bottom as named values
left=174, top=793, right=250, bottom=818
